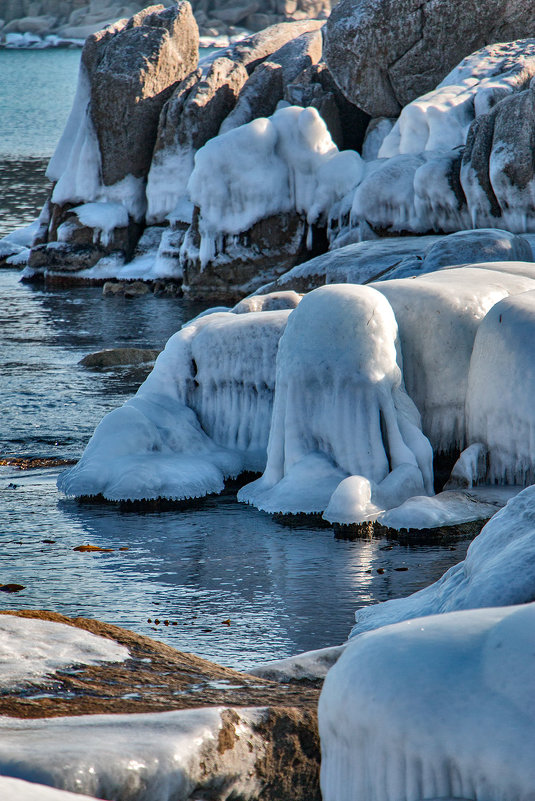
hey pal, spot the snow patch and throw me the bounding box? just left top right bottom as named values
left=0, top=615, right=128, bottom=689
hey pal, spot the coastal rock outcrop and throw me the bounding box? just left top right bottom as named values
left=0, top=610, right=321, bottom=801
left=323, top=0, right=535, bottom=117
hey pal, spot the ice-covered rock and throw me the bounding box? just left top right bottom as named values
left=256, top=235, right=441, bottom=294
left=219, top=29, right=323, bottom=134
left=379, top=40, right=535, bottom=157
left=352, top=149, right=470, bottom=236
left=31, top=3, right=198, bottom=274
left=239, top=284, right=433, bottom=519
left=284, top=62, right=370, bottom=153
left=58, top=308, right=289, bottom=501
left=323, top=0, right=535, bottom=117
left=417, top=228, right=532, bottom=274
left=351, top=485, right=535, bottom=635
left=320, top=602, right=535, bottom=801
left=146, top=57, right=249, bottom=224
left=232, top=289, right=302, bottom=313
left=181, top=105, right=364, bottom=298
left=461, top=85, right=535, bottom=231
left=374, top=266, right=535, bottom=454
left=466, top=290, right=535, bottom=485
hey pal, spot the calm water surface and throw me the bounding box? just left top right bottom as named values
left=0, top=50, right=470, bottom=671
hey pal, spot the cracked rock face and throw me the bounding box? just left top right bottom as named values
left=323, top=0, right=535, bottom=117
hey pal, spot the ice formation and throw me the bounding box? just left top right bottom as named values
left=379, top=40, right=535, bottom=157
left=351, top=150, right=470, bottom=235
left=0, top=615, right=128, bottom=688
left=70, top=202, right=130, bottom=247
left=320, top=602, right=535, bottom=801
left=466, top=289, right=535, bottom=485
left=239, top=284, right=434, bottom=519
left=58, top=307, right=290, bottom=501
left=374, top=266, right=535, bottom=453
left=186, top=106, right=364, bottom=266
left=351, top=484, right=535, bottom=635
left=46, top=64, right=146, bottom=221
left=0, top=707, right=264, bottom=800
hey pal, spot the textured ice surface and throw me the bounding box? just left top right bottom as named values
left=320, top=602, right=535, bottom=801
left=58, top=309, right=289, bottom=501
left=187, top=106, right=364, bottom=266
left=0, top=707, right=264, bottom=801
left=352, top=150, right=470, bottom=235
left=466, top=289, right=535, bottom=485
left=380, top=40, right=535, bottom=157
left=377, top=486, right=518, bottom=531
left=0, top=615, right=128, bottom=688
left=0, top=777, right=100, bottom=801
left=239, top=284, right=433, bottom=519
left=351, top=485, right=535, bottom=635
left=374, top=267, right=535, bottom=453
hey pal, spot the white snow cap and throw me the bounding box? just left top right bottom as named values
left=320, top=603, right=535, bottom=801
left=351, top=483, right=535, bottom=635
left=0, top=615, right=128, bottom=689
left=239, top=284, right=433, bottom=520
left=58, top=309, right=290, bottom=501
left=187, top=106, right=364, bottom=266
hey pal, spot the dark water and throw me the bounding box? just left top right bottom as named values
left=0, top=49, right=470, bottom=672
left=0, top=269, right=470, bottom=670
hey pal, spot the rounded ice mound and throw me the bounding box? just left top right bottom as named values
left=467, top=288, right=535, bottom=485
left=319, top=603, right=535, bottom=801
left=59, top=309, right=290, bottom=501
left=238, top=284, right=433, bottom=519
left=375, top=266, right=535, bottom=454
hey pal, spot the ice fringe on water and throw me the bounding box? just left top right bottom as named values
left=239, top=284, right=434, bottom=520
left=379, top=39, right=535, bottom=158
left=0, top=615, right=128, bottom=689
left=0, top=707, right=265, bottom=801
left=320, top=602, right=535, bottom=801
left=46, top=63, right=146, bottom=222
left=185, top=106, right=364, bottom=267
left=350, top=484, right=535, bottom=635
left=58, top=307, right=290, bottom=501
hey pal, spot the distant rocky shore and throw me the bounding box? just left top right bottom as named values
left=0, top=0, right=330, bottom=46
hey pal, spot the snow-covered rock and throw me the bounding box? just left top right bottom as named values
left=320, top=602, right=535, bottom=801
left=461, top=84, right=535, bottom=231
left=379, top=40, right=535, bottom=157
left=0, top=614, right=128, bottom=689
left=58, top=308, right=290, bottom=501
left=323, top=0, right=535, bottom=117
left=146, top=57, right=249, bottom=225
left=181, top=105, right=364, bottom=298
left=239, top=284, right=434, bottom=518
